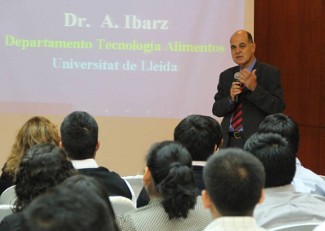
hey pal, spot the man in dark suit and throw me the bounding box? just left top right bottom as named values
left=212, top=29, right=285, bottom=148
left=60, top=111, right=132, bottom=200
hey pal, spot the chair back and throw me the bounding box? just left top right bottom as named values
left=0, top=204, right=14, bottom=221
left=0, top=185, right=17, bottom=205
left=122, top=175, right=143, bottom=199
left=109, top=196, right=136, bottom=216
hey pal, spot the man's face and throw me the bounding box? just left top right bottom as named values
left=230, top=31, right=255, bottom=68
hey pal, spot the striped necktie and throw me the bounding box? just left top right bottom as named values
left=231, top=102, right=243, bottom=131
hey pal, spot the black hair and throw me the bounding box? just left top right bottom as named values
left=146, top=141, right=196, bottom=219
left=174, top=114, right=222, bottom=161
left=60, top=111, right=98, bottom=160
left=14, top=143, right=76, bottom=212
left=59, top=174, right=119, bottom=230
left=21, top=181, right=117, bottom=231
left=258, top=113, right=299, bottom=155
left=244, top=133, right=296, bottom=188
left=203, top=148, right=265, bottom=216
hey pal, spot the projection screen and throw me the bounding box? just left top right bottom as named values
left=0, top=1, right=246, bottom=118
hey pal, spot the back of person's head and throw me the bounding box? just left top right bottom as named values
left=244, top=133, right=296, bottom=188
left=203, top=148, right=265, bottom=216
left=57, top=174, right=119, bottom=230
left=174, top=114, right=223, bottom=161
left=258, top=113, right=300, bottom=155
left=14, top=143, right=76, bottom=211
left=146, top=141, right=196, bottom=219
left=21, top=183, right=117, bottom=231
left=4, top=116, right=60, bottom=177
left=60, top=111, right=98, bottom=160
left=59, top=175, right=117, bottom=220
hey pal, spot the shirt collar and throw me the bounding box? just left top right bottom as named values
left=247, top=58, right=256, bottom=72
left=71, top=158, right=99, bottom=169
left=192, top=161, right=206, bottom=167
left=264, top=184, right=296, bottom=193
left=206, top=216, right=262, bottom=230
left=240, top=58, right=256, bottom=72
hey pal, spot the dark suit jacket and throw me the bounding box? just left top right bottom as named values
left=0, top=212, right=22, bottom=231
left=0, top=171, right=14, bottom=196
left=78, top=167, right=132, bottom=199
left=212, top=60, right=286, bottom=147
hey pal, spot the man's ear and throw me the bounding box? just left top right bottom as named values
left=202, top=190, right=213, bottom=209
left=251, top=42, right=256, bottom=53
left=95, top=141, right=100, bottom=151
left=143, top=167, right=151, bottom=185
left=258, top=188, right=265, bottom=205
left=214, top=139, right=224, bottom=152
left=59, top=141, right=64, bottom=148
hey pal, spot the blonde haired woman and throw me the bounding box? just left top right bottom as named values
left=0, top=116, right=60, bottom=194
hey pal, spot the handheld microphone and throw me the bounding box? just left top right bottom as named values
left=234, top=72, right=240, bottom=81
left=233, top=72, right=241, bottom=103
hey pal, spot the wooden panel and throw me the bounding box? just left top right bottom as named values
left=319, top=2, right=325, bottom=127
left=255, top=0, right=325, bottom=175
left=319, top=128, right=325, bottom=175
left=298, top=126, right=320, bottom=174
left=255, top=0, right=321, bottom=127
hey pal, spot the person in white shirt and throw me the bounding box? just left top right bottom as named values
left=314, top=222, right=325, bottom=231
left=244, top=133, right=325, bottom=229
left=257, top=113, right=325, bottom=196
left=60, top=111, right=133, bottom=200
left=202, top=148, right=266, bottom=231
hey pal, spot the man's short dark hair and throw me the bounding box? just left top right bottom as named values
left=21, top=184, right=117, bottom=231
left=247, top=31, right=254, bottom=43
left=203, top=148, right=265, bottom=216
left=174, top=114, right=222, bottom=161
left=258, top=113, right=300, bottom=155
left=244, top=132, right=296, bottom=188
left=60, top=111, right=98, bottom=160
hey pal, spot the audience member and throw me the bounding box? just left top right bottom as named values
left=59, top=174, right=116, bottom=219
left=0, top=143, right=76, bottom=231
left=257, top=113, right=325, bottom=196
left=60, top=111, right=132, bottom=199
left=174, top=114, right=223, bottom=192
left=116, top=141, right=212, bottom=231
left=137, top=114, right=223, bottom=207
left=202, top=148, right=266, bottom=231
left=22, top=174, right=118, bottom=231
left=0, top=116, right=60, bottom=194
left=244, top=133, right=325, bottom=229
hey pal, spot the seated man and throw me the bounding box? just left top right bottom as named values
left=136, top=114, right=223, bottom=207
left=257, top=113, right=325, bottom=196
left=60, top=111, right=132, bottom=199
left=202, top=148, right=266, bottom=231
left=244, top=133, right=325, bottom=229
left=173, top=114, right=223, bottom=192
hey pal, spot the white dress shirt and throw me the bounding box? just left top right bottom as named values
left=254, top=184, right=325, bottom=229
left=203, top=217, right=266, bottom=231
left=292, top=158, right=325, bottom=196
